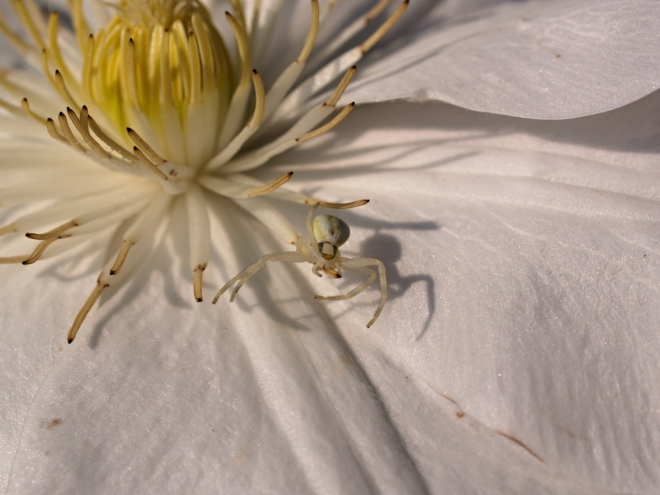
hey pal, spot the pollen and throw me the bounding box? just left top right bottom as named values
left=0, top=0, right=408, bottom=342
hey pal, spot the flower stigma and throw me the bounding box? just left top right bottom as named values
left=0, top=0, right=408, bottom=343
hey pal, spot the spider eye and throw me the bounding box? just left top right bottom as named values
left=312, top=215, right=350, bottom=247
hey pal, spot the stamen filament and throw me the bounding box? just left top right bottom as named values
left=68, top=282, right=108, bottom=343
left=218, top=12, right=252, bottom=148
left=204, top=70, right=265, bottom=171
left=10, top=0, right=45, bottom=49
left=47, top=12, right=78, bottom=91
left=0, top=224, right=17, bottom=236
left=0, top=255, right=29, bottom=264
left=54, top=69, right=80, bottom=111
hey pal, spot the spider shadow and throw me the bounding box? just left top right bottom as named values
left=358, top=232, right=435, bottom=340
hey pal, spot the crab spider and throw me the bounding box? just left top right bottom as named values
left=213, top=204, right=387, bottom=327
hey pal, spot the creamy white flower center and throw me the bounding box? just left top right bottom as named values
left=0, top=0, right=408, bottom=342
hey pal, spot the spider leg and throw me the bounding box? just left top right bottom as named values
left=340, top=257, right=387, bottom=328
left=296, top=234, right=314, bottom=254
left=213, top=251, right=312, bottom=303
left=306, top=203, right=321, bottom=257
left=314, top=265, right=376, bottom=301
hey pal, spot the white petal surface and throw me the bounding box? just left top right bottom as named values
left=345, top=0, right=660, bottom=119
left=3, top=92, right=660, bottom=493
left=263, top=93, right=660, bottom=493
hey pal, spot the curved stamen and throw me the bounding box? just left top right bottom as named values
left=247, top=172, right=293, bottom=197
left=68, top=281, right=108, bottom=343
left=297, top=101, right=355, bottom=142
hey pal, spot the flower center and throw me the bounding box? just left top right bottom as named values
left=88, top=0, right=232, bottom=167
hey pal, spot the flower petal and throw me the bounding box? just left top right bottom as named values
left=4, top=93, right=660, bottom=493
left=263, top=93, right=660, bottom=493
left=345, top=0, right=660, bottom=118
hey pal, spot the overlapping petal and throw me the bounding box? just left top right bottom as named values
left=346, top=0, right=660, bottom=119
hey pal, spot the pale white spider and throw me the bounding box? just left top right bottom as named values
left=213, top=204, right=387, bottom=327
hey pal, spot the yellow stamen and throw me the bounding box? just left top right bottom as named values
left=22, top=236, right=64, bottom=265
left=68, top=282, right=108, bottom=343
left=110, top=240, right=133, bottom=275
left=297, top=0, right=320, bottom=64
left=133, top=146, right=169, bottom=180
left=194, top=264, right=205, bottom=302
left=46, top=117, right=69, bottom=144
left=128, top=128, right=166, bottom=164
left=21, top=98, right=47, bottom=124
left=361, top=0, right=409, bottom=53
left=297, top=102, right=355, bottom=143
left=325, top=66, right=356, bottom=107
left=248, top=172, right=293, bottom=197
left=26, top=220, right=77, bottom=240
left=248, top=70, right=266, bottom=128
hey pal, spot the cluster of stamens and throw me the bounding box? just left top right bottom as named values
left=0, top=0, right=408, bottom=342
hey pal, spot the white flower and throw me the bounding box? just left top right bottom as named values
left=1, top=0, right=659, bottom=494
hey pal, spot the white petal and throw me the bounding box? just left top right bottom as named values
left=345, top=0, right=660, bottom=118
left=3, top=94, right=659, bottom=493
left=263, top=94, right=660, bottom=492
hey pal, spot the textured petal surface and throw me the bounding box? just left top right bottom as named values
left=2, top=92, right=660, bottom=493
left=346, top=0, right=660, bottom=119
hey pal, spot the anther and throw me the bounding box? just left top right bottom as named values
left=297, top=0, right=320, bottom=64
left=127, top=128, right=166, bottom=165
left=53, top=69, right=79, bottom=111
left=324, top=66, right=356, bottom=107
left=26, top=219, right=76, bottom=240
left=133, top=146, right=168, bottom=181
left=22, top=236, right=67, bottom=265
left=109, top=240, right=133, bottom=275
left=67, top=107, right=110, bottom=158
left=305, top=199, right=369, bottom=209
left=361, top=0, right=409, bottom=54
left=194, top=265, right=206, bottom=302
left=46, top=117, right=69, bottom=145
left=248, top=70, right=266, bottom=128
left=297, top=102, right=355, bottom=143
left=68, top=282, right=109, bottom=343
left=20, top=97, right=46, bottom=124
left=57, top=111, right=85, bottom=150
left=248, top=172, right=294, bottom=197
left=88, top=116, right=138, bottom=162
